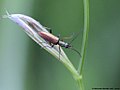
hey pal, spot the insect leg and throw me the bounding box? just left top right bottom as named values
left=49, top=29, right=52, bottom=33
left=57, top=34, right=60, bottom=38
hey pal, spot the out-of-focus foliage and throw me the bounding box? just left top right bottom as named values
left=0, top=0, right=120, bottom=90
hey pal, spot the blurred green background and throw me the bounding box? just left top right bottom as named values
left=0, top=0, right=120, bottom=90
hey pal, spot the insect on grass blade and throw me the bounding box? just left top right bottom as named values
left=2, top=12, right=69, bottom=62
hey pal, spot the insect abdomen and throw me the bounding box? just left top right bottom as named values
left=38, top=31, right=59, bottom=44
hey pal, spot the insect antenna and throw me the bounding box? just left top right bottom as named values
left=69, top=30, right=82, bottom=44
left=70, top=47, right=81, bottom=57
left=67, top=30, right=82, bottom=57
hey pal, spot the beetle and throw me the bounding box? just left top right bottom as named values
left=38, top=31, right=71, bottom=48
left=38, top=30, right=81, bottom=57
left=23, top=19, right=80, bottom=56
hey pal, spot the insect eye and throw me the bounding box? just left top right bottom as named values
left=64, top=43, right=69, bottom=48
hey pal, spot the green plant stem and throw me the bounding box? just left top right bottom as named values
left=79, top=0, right=89, bottom=75
left=77, top=78, right=84, bottom=90
left=76, top=0, right=89, bottom=89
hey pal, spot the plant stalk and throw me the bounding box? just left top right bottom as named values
left=77, top=77, right=84, bottom=90
left=77, top=0, right=89, bottom=89
left=79, top=0, right=89, bottom=76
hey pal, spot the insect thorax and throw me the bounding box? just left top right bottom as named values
left=58, top=41, right=71, bottom=48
